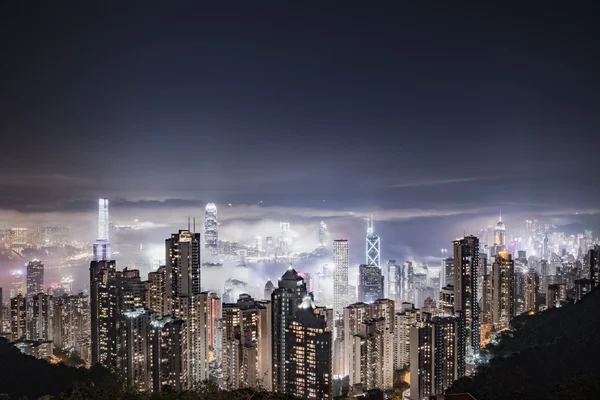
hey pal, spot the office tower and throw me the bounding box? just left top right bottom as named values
left=285, top=297, right=332, bottom=399
left=587, top=245, right=599, bottom=287
left=319, top=221, right=329, bottom=248
left=370, top=299, right=395, bottom=333
left=405, top=261, right=415, bottom=303
left=150, top=316, right=188, bottom=392
left=10, top=294, right=27, bottom=341
left=491, top=250, right=515, bottom=331
left=443, top=258, right=454, bottom=290
left=547, top=284, right=567, bottom=309
left=524, top=268, right=538, bottom=313
left=166, top=230, right=202, bottom=298
left=350, top=318, right=394, bottom=391
left=26, top=260, right=44, bottom=296
left=271, top=264, right=307, bottom=393
left=366, top=216, right=381, bottom=267
left=222, top=294, right=272, bottom=390
left=409, top=315, right=464, bottom=400
left=120, top=308, right=152, bottom=392
left=206, top=292, right=221, bottom=352
left=386, top=260, right=404, bottom=304
left=279, top=222, right=291, bottom=255
left=343, top=302, right=371, bottom=376
left=10, top=270, right=25, bottom=298
left=90, top=260, right=118, bottom=369
left=333, top=240, right=349, bottom=317
left=543, top=234, right=549, bottom=259
left=145, top=266, right=168, bottom=315
left=93, top=198, right=111, bottom=262
left=204, top=203, right=218, bottom=253
left=263, top=280, right=275, bottom=300
left=452, top=235, right=480, bottom=355
left=394, top=303, right=419, bottom=369
left=358, top=264, right=384, bottom=303
left=494, top=212, right=506, bottom=248
left=28, top=293, right=53, bottom=341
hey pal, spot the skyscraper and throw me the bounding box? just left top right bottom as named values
left=494, top=212, right=506, bottom=249
left=166, top=230, right=202, bottom=298
left=452, top=235, right=480, bottom=355
left=28, top=293, right=53, bottom=341
left=350, top=318, right=394, bottom=391
left=90, top=260, right=118, bottom=369
left=491, top=250, right=515, bottom=331
left=524, top=268, right=538, bottom=313
left=358, top=264, right=384, bottom=303
left=10, top=270, right=25, bottom=298
left=366, top=216, right=381, bottom=267
left=285, top=297, right=332, bottom=399
left=26, top=260, right=44, bottom=296
left=319, top=221, right=329, bottom=248
left=93, top=198, right=111, bottom=262
left=587, top=245, right=599, bottom=287
left=222, top=294, right=271, bottom=391
left=333, top=240, right=349, bottom=317
left=204, top=203, right=218, bottom=254
left=10, top=294, right=27, bottom=341
left=271, top=264, right=307, bottom=393
left=150, top=316, right=188, bottom=393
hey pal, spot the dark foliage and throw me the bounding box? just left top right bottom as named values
left=446, top=286, right=600, bottom=400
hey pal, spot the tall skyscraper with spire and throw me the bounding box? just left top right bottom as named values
left=366, top=216, right=381, bottom=267
left=494, top=211, right=506, bottom=249
left=93, top=198, right=111, bottom=261
left=204, top=203, right=218, bottom=253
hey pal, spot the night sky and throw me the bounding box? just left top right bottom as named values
left=1, top=2, right=599, bottom=249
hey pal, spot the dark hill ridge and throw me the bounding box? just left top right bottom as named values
left=447, top=286, right=600, bottom=400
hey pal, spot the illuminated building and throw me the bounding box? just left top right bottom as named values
left=206, top=292, right=221, bottom=352
left=93, top=198, right=111, bottom=262
left=394, top=303, right=419, bottom=369
left=547, top=284, right=567, bottom=309
left=222, top=294, right=272, bottom=391
left=386, top=260, right=405, bottom=305
left=333, top=240, right=349, bottom=317
left=53, top=293, right=90, bottom=360
left=358, top=264, right=384, bottom=303
left=264, top=280, right=275, bottom=300
left=319, top=221, right=329, bottom=248
left=145, top=266, right=168, bottom=315
left=366, top=216, right=380, bottom=267
left=285, top=297, right=332, bottom=399
left=204, top=203, right=218, bottom=254
left=150, top=316, right=187, bottom=392
left=409, top=314, right=464, bottom=400
left=439, top=285, right=454, bottom=316
left=26, top=260, right=44, bottom=296
left=494, top=212, right=506, bottom=249
left=350, top=318, right=394, bottom=391
left=166, top=230, right=202, bottom=298
left=452, top=235, right=480, bottom=354
left=524, top=268, right=538, bottom=313
left=120, top=308, right=152, bottom=392
left=491, top=251, right=515, bottom=331
left=271, top=264, right=307, bottom=393
left=10, top=294, right=27, bottom=341
left=279, top=222, right=291, bottom=256
left=28, top=293, right=53, bottom=341
left=90, top=260, right=118, bottom=369
left=10, top=270, right=25, bottom=298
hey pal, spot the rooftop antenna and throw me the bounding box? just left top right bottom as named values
left=193, top=217, right=196, bottom=233
left=499, top=210, right=502, bottom=222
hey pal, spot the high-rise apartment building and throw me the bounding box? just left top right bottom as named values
left=145, top=266, right=168, bottom=315
left=357, top=264, right=384, bottom=303
left=222, top=294, right=271, bottom=390
left=271, top=264, right=307, bottom=393
left=10, top=294, right=27, bottom=341
left=333, top=240, right=349, bottom=317
left=285, top=297, right=332, bottom=399
left=491, top=250, right=515, bottom=331
left=452, top=236, right=480, bottom=355
left=28, top=293, right=53, bottom=341
left=350, top=318, right=394, bottom=391
left=166, top=230, right=202, bottom=298
left=394, top=303, right=419, bottom=369
left=409, top=314, right=465, bottom=400
left=524, top=268, right=538, bottom=313
left=26, top=260, right=44, bottom=296
left=10, top=270, right=25, bottom=299
left=120, top=308, right=153, bottom=392
left=90, top=260, right=118, bottom=369
left=150, top=316, right=188, bottom=392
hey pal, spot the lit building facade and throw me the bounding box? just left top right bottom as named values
left=204, top=203, right=218, bottom=254
left=366, top=216, right=380, bottom=267
left=26, top=260, right=44, bottom=296
left=491, top=250, right=515, bottom=331
left=357, top=264, right=384, bottom=303
left=333, top=240, right=349, bottom=317
left=452, top=236, right=480, bottom=354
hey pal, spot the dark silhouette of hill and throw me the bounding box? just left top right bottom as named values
left=447, top=286, right=600, bottom=400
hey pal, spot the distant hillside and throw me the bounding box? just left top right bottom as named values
left=447, top=287, right=600, bottom=400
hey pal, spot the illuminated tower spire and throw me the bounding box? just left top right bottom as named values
left=93, top=198, right=111, bottom=261
left=366, top=215, right=380, bottom=267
